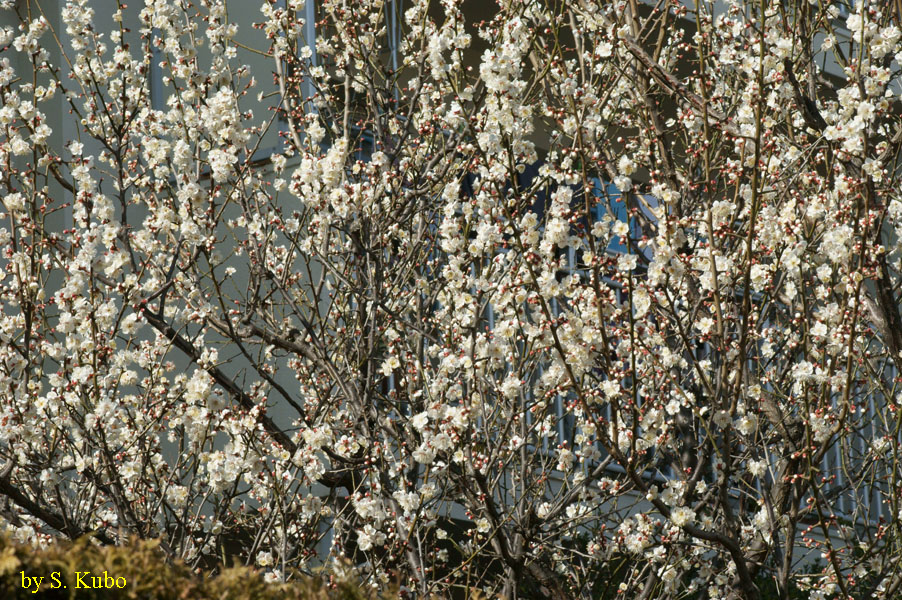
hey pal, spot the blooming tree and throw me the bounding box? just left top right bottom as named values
left=2, top=0, right=902, bottom=598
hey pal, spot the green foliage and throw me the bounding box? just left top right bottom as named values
left=0, top=535, right=378, bottom=600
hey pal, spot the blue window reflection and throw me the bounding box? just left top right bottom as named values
left=592, top=178, right=656, bottom=261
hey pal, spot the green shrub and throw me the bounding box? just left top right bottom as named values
left=0, top=535, right=377, bottom=600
